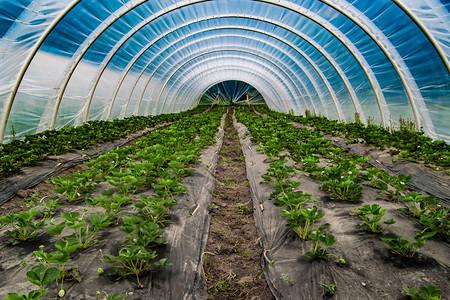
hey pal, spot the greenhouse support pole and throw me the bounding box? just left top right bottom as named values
left=391, top=0, right=450, bottom=73
left=319, top=0, right=433, bottom=134
left=246, top=92, right=250, bottom=107
left=211, top=94, right=220, bottom=108
left=0, top=1, right=81, bottom=143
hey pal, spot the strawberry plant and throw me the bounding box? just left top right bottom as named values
left=290, top=143, right=316, bottom=162
left=305, top=226, right=341, bottom=261
left=319, top=282, right=337, bottom=296
left=400, top=192, right=440, bottom=217
left=31, top=238, right=81, bottom=295
left=152, top=177, right=186, bottom=198
left=4, top=290, right=48, bottom=300
left=380, top=173, right=412, bottom=201
left=85, top=152, right=126, bottom=177
left=0, top=208, right=47, bottom=244
left=39, top=199, right=61, bottom=220
left=403, top=285, right=443, bottom=300
left=87, top=190, right=131, bottom=221
left=53, top=211, right=111, bottom=249
left=120, top=216, right=167, bottom=247
left=281, top=205, right=325, bottom=240
left=381, top=231, right=436, bottom=257
left=355, top=204, right=395, bottom=233
left=274, top=190, right=311, bottom=210
left=365, top=167, right=388, bottom=190
left=262, top=160, right=295, bottom=182
left=135, top=195, right=177, bottom=224
left=301, top=155, right=322, bottom=175
left=255, top=106, right=450, bottom=169
left=49, top=170, right=98, bottom=202
left=419, top=208, right=449, bottom=237
left=106, top=169, right=145, bottom=196
left=102, top=245, right=171, bottom=288
left=4, top=265, right=60, bottom=298
left=0, top=106, right=208, bottom=178
left=26, top=265, right=60, bottom=290
left=261, top=160, right=299, bottom=198
left=167, top=159, right=195, bottom=179
left=256, top=138, right=284, bottom=161
left=320, top=174, right=363, bottom=202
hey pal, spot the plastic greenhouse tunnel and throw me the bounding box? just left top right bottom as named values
left=0, top=0, right=449, bottom=299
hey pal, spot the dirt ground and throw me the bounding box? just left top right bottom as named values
left=203, top=109, right=275, bottom=299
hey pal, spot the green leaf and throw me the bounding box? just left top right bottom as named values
left=419, top=285, right=443, bottom=297
left=154, top=258, right=172, bottom=267
left=384, top=219, right=396, bottom=225
left=100, top=189, right=115, bottom=197
left=61, top=212, right=80, bottom=222
left=45, top=221, right=66, bottom=235
left=122, top=216, right=141, bottom=225
left=26, top=265, right=60, bottom=288
left=4, top=289, right=47, bottom=300
left=55, top=238, right=81, bottom=254
left=89, top=214, right=111, bottom=228
left=321, top=235, right=336, bottom=246
left=106, top=294, right=128, bottom=300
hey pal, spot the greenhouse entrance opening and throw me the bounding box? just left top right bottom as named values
left=199, top=80, right=266, bottom=106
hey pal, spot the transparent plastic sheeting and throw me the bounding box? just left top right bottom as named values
left=200, top=80, right=266, bottom=105
left=0, top=0, right=448, bottom=143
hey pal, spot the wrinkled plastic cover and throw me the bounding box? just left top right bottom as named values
left=0, top=0, right=448, bottom=142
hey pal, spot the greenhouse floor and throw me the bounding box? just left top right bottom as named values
left=0, top=108, right=449, bottom=299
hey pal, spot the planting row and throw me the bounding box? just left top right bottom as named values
left=0, top=106, right=208, bottom=178
left=254, top=106, right=450, bottom=171
left=237, top=108, right=448, bottom=241
left=0, top=107, right=226, bottom=299
left=235, top=107, right=448, bottom=298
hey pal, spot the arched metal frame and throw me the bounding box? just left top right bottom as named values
left=389, top=0, right=450, bottom=73
left=159, top=59, right=292, bottom=114
left=149, top=47, right=313, bottom=117
left=155, top=52, right=302, bottom=113
left=133, top=48, right=297, bottom=117
left=1, top=0, right=448, bottom=143
left=75, top=0, right=433, bottom=132
left=112, top=27, right=338, bottom=119
left=116, top=17, right=361, bottom=121
left=174, top=68, right=284, bottom=112
left=116, top=26, right=324, bottom=119
left=0, top=0, right=81, bottom=143
left=318, top=0, right=436, bottom=136
left=154, top=52, right=302, bottom=115
left=175, top=68, right=282, bottom=113
left=179, top=68, right=284, bottom=112
left=2, top=0, right=389, bottom=136
left=51, top=1, right=374, bottom=128
left=109, top=31, right=321, bottom=120
left=78, top=10, right=366, bottom=125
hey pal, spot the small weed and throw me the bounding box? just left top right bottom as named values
left=236, top=202, right=252, bottom=215
left=282, top=276, right=294, bottom=285
left=319, top=282, right=337, bottom=295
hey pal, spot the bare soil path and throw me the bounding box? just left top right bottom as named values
left=203, top=108, right=275, bottom=299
